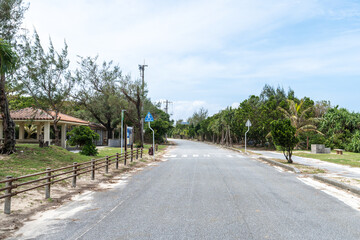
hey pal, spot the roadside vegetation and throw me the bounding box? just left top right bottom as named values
left=0, top=143, right=167, bottom=187
left=171, top=84, right=360, bottom=163
left=0, top=0, right=173, bottom=156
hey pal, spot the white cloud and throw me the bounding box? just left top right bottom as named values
left=21, top=0, right=360, bottom=114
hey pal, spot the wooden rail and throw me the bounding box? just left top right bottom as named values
left=0, top=148, right=143, bottom=214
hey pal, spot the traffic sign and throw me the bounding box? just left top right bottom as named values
left=246, top=119, right=252, bottom=127
left=145, top=112, right=154, bottom=122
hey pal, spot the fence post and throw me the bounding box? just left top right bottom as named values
left=140, top=148, right=143, bottom=158
left=116, top=153, right=119, bottom=169
left=91, top=159, right=95, bottom=180
left=45, top=168, right=51, bottom=199
left=4, top=176, right=13, bottom=214
left=124, top=151, right=127, bottom=166
left=105, top=156, right=109, bottom=173
left=131, top=145, right=133, bottom=162
left=136, top=148, right=139, bottom=160
left=72, top=163, right=77, bottom=188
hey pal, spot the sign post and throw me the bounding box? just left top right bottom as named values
left=145, top=112, right=155, bottom=160
left=245, top=119, right=252, bottom=153
left=120, top=110, right=126, bottom=154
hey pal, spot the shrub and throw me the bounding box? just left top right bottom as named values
left=67, top=126, right=99, bottom=156
left=271, top=119, right=299, bottom=163
left=347, top=131, right=360, bottom=153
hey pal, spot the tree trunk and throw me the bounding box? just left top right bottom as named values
left=224, top=127, right=228, bottom=146
left=221, top=129, right=224, bottom=145
left=228, top=127, right=232, bottom=146
left=307, top=136, right=309, bottom=150
left=53, top=122, right=61, bottom=146
left=0, top=74, right=16, bottom=154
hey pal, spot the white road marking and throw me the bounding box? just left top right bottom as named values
left=226, top=155, right=233, bottom=158
left=298, top=177, right=360, bottom=212
left=237, top=155, right=246, bottom=158
left=204, top=154, right=210, bottom=157
left=181, top=154, right=188, bottom=158
left=163, top=154, right=177, bottom=158
left=193, top=154, right=199, bottom=157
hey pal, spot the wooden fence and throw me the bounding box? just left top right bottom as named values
left=0, top=148, right=143, bottom=214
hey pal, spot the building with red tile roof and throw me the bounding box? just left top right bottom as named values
left=0, top=108, right=90, bottom=148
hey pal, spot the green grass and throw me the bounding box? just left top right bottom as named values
left=293, top=150, right=360, bottom=168
left=0, top=143, right=166, bottom=187
left=0, top=144, right=92, bottom=181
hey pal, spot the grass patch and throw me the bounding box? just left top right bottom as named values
left=0, top=144, right=92, bottom=182
left=0, top=143, right=167, bottom=188
left=293, top=150, right=360, bottom=168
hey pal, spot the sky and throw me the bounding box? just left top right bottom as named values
left=22, top=0, right=360, bottom=121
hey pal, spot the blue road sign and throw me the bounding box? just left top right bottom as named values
left=145, top=112, right=154, bottom=122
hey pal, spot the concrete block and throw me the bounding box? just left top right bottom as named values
left=311, top=144, right=329, bottom=154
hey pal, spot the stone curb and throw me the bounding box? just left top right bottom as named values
left=258, top=157, right=301, bottom=174
left=313, top=175, right=360, bottom=196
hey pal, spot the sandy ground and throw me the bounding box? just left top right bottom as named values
left=0, top=148, right=172, bottom=240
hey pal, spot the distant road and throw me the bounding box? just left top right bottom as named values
left=12, top=139, right=360, bottom=240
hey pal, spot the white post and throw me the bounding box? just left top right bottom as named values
left=148, top=122, right=155, bottom=160
left=19, top=123, right=25, bottom=140
left=44, top=122, right=51, bottom=144
left=61, top=124, right=67, bottom=148
left=244, top=119, right=251, bottom=153
left=37, top=124, right=42, bottom=140
left=121, top=110, right=126, bottom=154
left=245, top=126, right=249, bottom=153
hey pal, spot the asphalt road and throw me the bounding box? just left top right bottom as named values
left=12, top=139, right=360, bottom=240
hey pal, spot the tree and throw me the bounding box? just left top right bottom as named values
left=0, top=39, right=17, bottom=153
left=67, top=126, right=99, bottom=156
left=120, top=76, right=145, bottom=147
left=74, top=56, right=125, bottom=140
left=0, top=0, right=28, bottom=41
left=0, top=0, right=28, bottom=154
left=19, top=31, right=74, bottom=146
left=348, top=131, right=360, bottom=153
left=24, top=124, right=36, bottom=138
left=277, top=98, right=322, bottom=149
left=271, top=119, right=299, bottom=163
left=277, top=99, right=319, bottom=136
left=319, top=107, right=360, bottom=149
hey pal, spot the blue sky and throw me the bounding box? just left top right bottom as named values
left=22, top=0, right=360, bottom=121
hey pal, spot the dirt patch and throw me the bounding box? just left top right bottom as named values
left=323, top=175, right=360, bottom=189
left=0, top=150, right=168, bottom=239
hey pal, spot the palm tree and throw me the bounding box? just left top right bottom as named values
left=0, top=39, right=17, bottom=154
left=24, top=125, right=37, bottom=139
left=277, top=99, right=323, bottom=148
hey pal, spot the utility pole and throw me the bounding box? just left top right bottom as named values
left=138, top=61, right=148, bottom=147
left=163, top=99, right=172, bottom=115
left=161, top=99, right=172, bottom=142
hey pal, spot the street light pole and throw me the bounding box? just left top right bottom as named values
left=121, top=110, right=126, bottom=154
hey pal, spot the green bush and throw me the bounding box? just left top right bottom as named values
left=271, top=119, right=299, bottom=163
left=67, top=126, right=99, bottom=156
left=347, top=131, right=360, bottom=153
